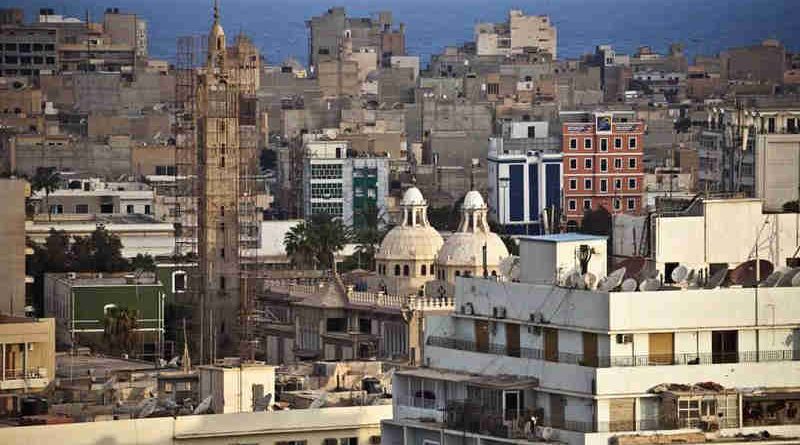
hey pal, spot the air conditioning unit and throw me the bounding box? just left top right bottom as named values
left=529, top=312, right=544, bottom=323
left=616, top=334, right=633, bottom=344
left=493, top=306, right=507, bottom=319
left=527, top=325, right=542, bottom=336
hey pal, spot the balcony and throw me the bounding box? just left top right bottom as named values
left=0, top=368, right=49, bottom=390
left=426, top=335, right=799, bottom=368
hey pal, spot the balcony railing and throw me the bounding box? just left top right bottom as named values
left=427, top=336, right=800, bottom=368
left=1, top=369, right=45, bottom=380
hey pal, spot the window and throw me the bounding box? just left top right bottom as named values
left=100, top=204, right=114, bottom=214
left=326, top=317, right=347, bottom=333
left=600, top=138, right=608, bottom=151
left=403, top=265, right=410, bottom=276
left=569, top=138, right=577, bottom=150
left=394, top=265, right=401, bottom=276
left=220, top=276, right=226, bottom=290
left=712, top=330, right=738, bottom=364
left=613, top=198, right=621, bottom=210
left=173, top=271, right=187, bottom=292
left=568, top=199, right=577, bottom=211
left=126, top=204, right=134, bottom=214
left=583, top=199, right=592, bottom=209
left=584, top=158, right=592, bottom=169
left=628, top=158, right=637, bottom=169
left=614, top=138, right=622, bottom=149
left=4, top=43, right=16, bottom=51
left=600, top=179, right=608, bottom=192
left=220, top=247, right=225, bottom=258
left=527, top=126, right=536, bottom=138
left=359, top=318, right=371, bottom=334
left=19, top=43, right=30, bottom=53
left=311, top=182, right=343, bottom=199
left=614, top=178, right=622, bottom=190
left=421, top=264, right=427, bottom=275
left=767, top=117, right=776, bottom=133
left=487, top=83, right=499, bottom=95
left=311, top=164, right=342, bottom=179
left=75, top=204, right=89, bottom=214
left=627, top=198, right=635, bottom=210
left=569, top=158, right=577, bottom=170
left=584, top=138, right=592, bottom=150
left=628, top=137, right=637, bottom=149
left=628, top=178, right=637, bottom=189
left=144, top=205, right=151, bottom=215
left=584, top=179, right=592, bottom=190
left=569, top=179, right=577, bottom=190
left=614, top=158, right=622, bottom=169
left=600, top=158, right=608, bottom=172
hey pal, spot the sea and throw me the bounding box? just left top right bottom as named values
left=5, top=0, right=799, bottom=66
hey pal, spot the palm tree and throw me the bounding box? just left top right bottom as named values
left=103, top=306, right=139, bottom=356
left=31, top=167, right=61, bottom=221
left=283, top=214, right=350, bottom=271
left=352, top=204, right=389, bottom=270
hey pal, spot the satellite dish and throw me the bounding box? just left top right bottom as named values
left=793, top=272, right=800, bottom=287
left=193, top=395, right=212, bottom=414
left=761, top=267, right=788, bottom=287
left=540, top=426, right=554, bottom=440
left=309, top=391, right=328, bottom=409
left=777, top=268, right=800, bottom=287
left=730, top=259, right=774, bottom=287
left=639, top=277, right=660, bottom=292
left=704, top=268, right=728, bottom=289
left=671, top=265, right=689, bottom=284
left=583, top=273, right=597, bottom=290
left=621, top=278, right=638, bottom=292
left=618, top=257, right=646, bottom=280
left=138, top=398, right=158, bottom=418
left=597, top=267, right=626, bottom=292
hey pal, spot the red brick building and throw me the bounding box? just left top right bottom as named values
left=561, top=111, right=644, bottom=226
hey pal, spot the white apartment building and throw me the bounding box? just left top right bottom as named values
left=383, top=229, right=800, bottom=445
left=303, top=133, right=390, bottom=228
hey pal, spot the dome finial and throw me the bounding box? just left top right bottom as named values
left=213, top=0, right=220, bottom=22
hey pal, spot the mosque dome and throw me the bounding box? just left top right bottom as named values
left=436, top=191, right=509, bottom=269
left=376, top=187, right=443, bottom=262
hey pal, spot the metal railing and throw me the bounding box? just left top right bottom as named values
left=427, top=336, right=800, bottom=368
left=1, top=369, right=44, bottom=380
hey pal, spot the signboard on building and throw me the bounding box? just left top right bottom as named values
left=596, top=114, right=613, bottom=134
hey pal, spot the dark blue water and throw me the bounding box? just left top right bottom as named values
left=5, top=0, right=798, bottom=66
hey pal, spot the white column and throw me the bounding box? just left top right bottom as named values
left=1, top=343, right=5, bottom=380
left=23, top=342, right=28, bottom=378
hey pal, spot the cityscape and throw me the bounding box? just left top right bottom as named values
left=0, top=2, right=798, bottom=445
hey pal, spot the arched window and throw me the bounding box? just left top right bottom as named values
left=421, top=264, right=427, bottom=276
left=403, top=265, right=410, bottom=276
left=394, top=265, right=401, bottom=276
left=455, top=271, right=461, bottom=277
left=430, top=264, right=435, bottom=275
left=491, top=270, right=497, bottom=277
left=103, top=303, right=117, bottom=315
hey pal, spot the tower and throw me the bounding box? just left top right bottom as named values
left=196, top=0, right=241, bottom=362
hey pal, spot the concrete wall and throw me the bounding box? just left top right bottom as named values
left=0, top=406, right=390, bottom=445
left=0, top=179, right=27, bottom=316
left=755, top=133, right=800, bottom=212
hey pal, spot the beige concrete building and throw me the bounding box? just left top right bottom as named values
left=475, top=10, right=557, bottom=58
left=198, top=361, right=276, bottom=414
left=0, top=405, right=391, bottom=445
left=0, top=179, right=27, bottom=316
left=0, top=316, right=56, bottom=414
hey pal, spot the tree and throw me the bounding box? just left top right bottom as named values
left=70, top=225, right=129, bottom=272
left=131, top=254, right=156, bottom=272
left=283, top=213, right=350, bottom=271
left=349, top=204, right=391, bottom=271
left=31, top=167, right=61, bottom=221
left=103, top=306, right=139, bottom=356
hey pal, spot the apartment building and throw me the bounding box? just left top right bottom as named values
left=702, top=98, right=800, bottom=208
left=302, top=132, right=389, bottom=228
left=383, top=230, right=800, bottom=445
left=0, top=316, right=56, bottom=416
left=487, top=121, right=563, bottom=234
left=0, top=179, right=28, bottom=317
left=475, top=10, right=557, bottom=59
left=562, top=111, right=645, bottom=226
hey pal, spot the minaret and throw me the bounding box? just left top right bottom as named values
left=208, top=0, right=226, bottom=71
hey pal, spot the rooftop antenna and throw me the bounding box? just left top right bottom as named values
left=576, top=244, right=593, bottom=274
left=181, top=318, right=191, bottom=373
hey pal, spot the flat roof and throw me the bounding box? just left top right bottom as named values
left=519, top=233, right=607, bottom=243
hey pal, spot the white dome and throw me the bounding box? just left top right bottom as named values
left=402, top=187, right=426, bottom=206
left=437, top=231, right=509, bottom=268
left=377, top=225, right=444, bottom=261
left=462, top=191, right=486, bottom=210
